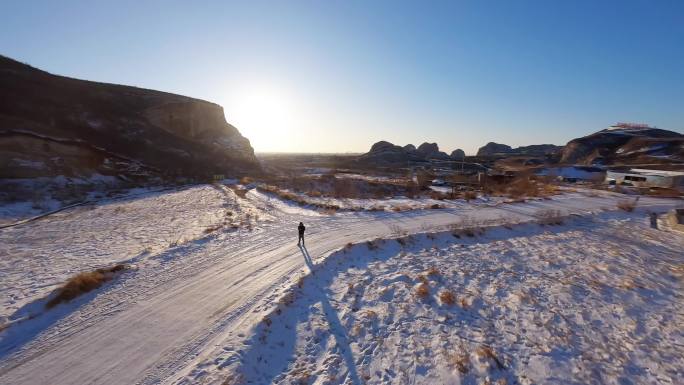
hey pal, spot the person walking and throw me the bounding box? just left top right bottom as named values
left=297, top=222, right=306, bottom=245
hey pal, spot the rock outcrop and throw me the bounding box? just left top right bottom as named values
left=417, top=142, right=450, bottom=160
left=0, top=55, right=258, bottom=180
left=476, top=142, right=513, bottom=156
left=560, top=123, right=683, bottom=165
left=450, top=149, right=466, bottom=160
left=476, top=142, right=561, bottom=157
left=358, top=141, right=461, bottom=165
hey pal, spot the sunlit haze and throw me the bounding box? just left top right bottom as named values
left=2, top=0, right=683, bottom=153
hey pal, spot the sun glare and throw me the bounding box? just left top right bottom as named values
left=229, top=86, right=295, bottom=152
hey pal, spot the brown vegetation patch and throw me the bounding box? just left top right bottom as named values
left=439, top=290, right=456, bottom=305
left=415, top=283, right=430, bottom=299
left=476, top=345, right=505, bottom=370
left=449, top=352, right=471, bottom=373
left=46, top=264, right=126, bottom=309
left=617, top=199, right=638, bottom=212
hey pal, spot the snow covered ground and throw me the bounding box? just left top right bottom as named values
left=228, top=213, right=684, bottom=385
left=0, top=183, right=681, bottom=385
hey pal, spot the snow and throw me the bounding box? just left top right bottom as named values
left=220, top=213, right=684, bottom=385
left=0, top=184, right=681, bottom=385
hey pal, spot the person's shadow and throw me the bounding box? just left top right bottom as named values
left=298, top=243, right=314, bottom=270
left=297, top=244, right=362, bottom=385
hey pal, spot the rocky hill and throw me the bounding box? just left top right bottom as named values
left=0, top=55, right=258, bottom=180
left=476, top=142, right=561, bottom=156
left=358, top=141, right=465, bottom=165
left=560, top=123, right=683, bottom=165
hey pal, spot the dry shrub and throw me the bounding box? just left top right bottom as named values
left=463, top=191, right=477, bottom=201
left=429, top=203, right=443, bottom=209
left=229, top=186, right=249, bottom=198
left=430, top=191, right=448, bottom=200
left=366, top=239, right=381, bottom=250
left=364, top=310, right=378, bottom=320
left=405, top=180, right=419, bottom=198
left=450, top=352, right=471, bottom=373
left=369, top=205, right=386, bottom=212
left=415, top=283, right=430, bottom=299
left=537, top=209, right=564, bottom=225
left=617, top=199, right=637, bottom=212
left=439, top=290, right=456, bottom=305
left=46, top=264, right=126, bottom=309
left=427, top=266, right=440, bottom=277
left=646, top=188, right=681, bottom=198
left=204, top=223, right=224, bottom=233
left=476, top=346, right=505, bottom=370
left=279, top=291, right=296, bottom=306
left=541, top=183, right=559, bottom=195
left=239, top=176, right=253, bottom=185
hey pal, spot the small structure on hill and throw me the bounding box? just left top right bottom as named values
left=606, top=169, right=684, bottom=189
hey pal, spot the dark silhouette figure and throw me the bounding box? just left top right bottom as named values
left=297, top=222, right=306, bottom=245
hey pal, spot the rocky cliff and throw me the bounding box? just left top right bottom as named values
left=0, top=55, right=258, bottom=180
left=560, top=124, right=683, bottom=165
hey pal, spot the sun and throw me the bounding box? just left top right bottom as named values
left=229, top=85, right=295, bottom=152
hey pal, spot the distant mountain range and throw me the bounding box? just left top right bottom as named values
left=476, top=143, right=562, bottom=156
left=0, top=55, right=258, bottom=181
left=359, top=123, right=683, bottom=167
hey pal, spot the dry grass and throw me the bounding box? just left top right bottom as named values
left=537, top=209, right=564, bottom=225
left=366, top=239, right=381, bottom=251
left=426, top=266, right=440, bottom=277
left=463, top=191, right=478, bottom=201
left=439, top=290, right=456, bottom=305
left=476, top=346, right=505, bottom=370
left=415, top=283, right=430, bottom=299
left=46, top=264, right=126, bottom=309
left=204, top=223, right=224, bottom=233
left=645, top=188, right=682, bottom=198
left=449, top=352, right=471, bottom=373
left=617, top=199, right=637, bottom=212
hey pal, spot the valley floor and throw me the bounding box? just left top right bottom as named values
left=0, top=184, right=681, bottom=385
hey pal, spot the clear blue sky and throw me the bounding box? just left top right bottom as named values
left=2, top=0, right=683, bottom=154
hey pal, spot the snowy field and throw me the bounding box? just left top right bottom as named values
left=0, top=183, right=681, bottom=385
left=228, top=213, right=684, bottom=385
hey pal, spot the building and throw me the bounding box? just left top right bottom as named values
left=605, top=169, right=684, bottom=190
